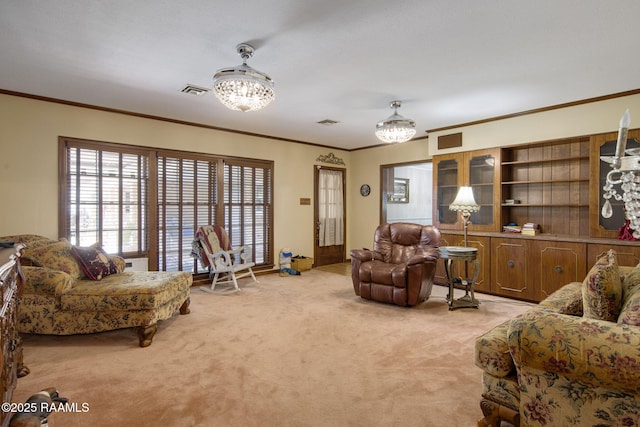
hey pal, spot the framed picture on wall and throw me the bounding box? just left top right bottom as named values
left=388, top=178, right=409, bottom=203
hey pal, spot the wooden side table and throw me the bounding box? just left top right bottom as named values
left=438, top=246, right=480, bottom=310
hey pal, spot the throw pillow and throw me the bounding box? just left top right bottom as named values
left=622, top=262, right=640, bottom=298
left=71, top=244, right=118, bottom=281
left=618, top=286, right=640, bottom=326
left=582, top=249, right=622, bottom=321
left=22, top=238, right=81, bottom=279
left=538, top=281, right=583, bottom=316
left=618, top=262, right=640, bottom=326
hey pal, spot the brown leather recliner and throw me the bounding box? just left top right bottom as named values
left=350, top=223, right=441, bottom=307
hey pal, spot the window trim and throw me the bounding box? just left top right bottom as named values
left=59, top=136, right=275, bottom=271
left=58, top=137, right=151, bottom=257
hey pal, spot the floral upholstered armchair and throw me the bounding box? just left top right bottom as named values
left=475, top=250, right=640, bottom=427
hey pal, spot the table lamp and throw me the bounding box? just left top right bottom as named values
left=449, top=186, right=480, bottom=247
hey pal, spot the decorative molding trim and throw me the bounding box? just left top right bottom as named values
left=426, top=88, right=640, bottom=134
left=316, top=152, right=345, bottom=165
left=0, top=89, right=340, bottom=151
left=3, top=87, right=639, bottom=151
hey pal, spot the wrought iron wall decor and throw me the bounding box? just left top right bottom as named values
left=316, top=152, right=345, bottom=166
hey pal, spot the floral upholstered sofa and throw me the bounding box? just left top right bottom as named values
left=2, top=234, right=192, bottom=347
left=474, top=249, right=640, bottom=427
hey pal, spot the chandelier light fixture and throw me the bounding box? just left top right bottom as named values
left=375, top=101, right=416, bottom=143
left=212, top=43, right=275, bottom=112
left=601, top=109, right=640, bottom=238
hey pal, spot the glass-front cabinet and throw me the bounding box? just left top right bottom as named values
left=434, top=154, right=460, bottom=227
left=590, top=129, right=640, bottom=238
left=468, top=152, right=497, bottom=227
left=433, top=148, right=500, bottom=231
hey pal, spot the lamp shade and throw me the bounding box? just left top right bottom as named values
left=449, top=186, right=480, bottom=212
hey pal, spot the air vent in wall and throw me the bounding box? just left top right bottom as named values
left=438, top=132, right=462, bottom=149
left=181, top=84, right=211, bottom=96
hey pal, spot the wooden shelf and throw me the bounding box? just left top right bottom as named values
left=499, top=137, right=591, bottom=236
left=439, top=203, right=496, bottom=208
left=502, top=179, right=589, bottom=185
left=502, top=155, right=589, bottom=166
left=501, top=203, right=589, bottom=207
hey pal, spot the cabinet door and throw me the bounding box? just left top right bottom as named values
left=590, top=129, right=640, bottom=238
left=434, top=233, right=456, bottom=285
left=466, top=149, right=501, bottom=232
left=491, top=237, right=535, bottom=301
left=588, top=243, right=640, bottom=267
left=530, top=240, right=586, bottom=301
left=433, top=154, right=463, bottom=229
left=433, top=149, right=500, bottom=231
left=465, top=235, right=491, bottom=293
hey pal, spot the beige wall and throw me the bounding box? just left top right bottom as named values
left=428, top=93, right=640, bottom=154
left=0, top=93, right=350, bottom=263
left=348, top=139, right=429, bottom=251
left=2, top=92, right=640, bottom=264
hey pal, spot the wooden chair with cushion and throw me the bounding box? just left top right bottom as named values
left=192, top=225, right=258, bottom=294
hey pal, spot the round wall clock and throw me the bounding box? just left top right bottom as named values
left=360, top=184, right=371, bottom=197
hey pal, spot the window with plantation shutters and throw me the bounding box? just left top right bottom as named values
left=223, top=160, right=272, bottom=265
left=59, top=137, right=274, bottom=272
left=157, top=154, right=219, bottom=273
left=61, top=139, right=148, bottom=257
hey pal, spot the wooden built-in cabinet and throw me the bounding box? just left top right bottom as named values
left=587, top=243, right=640, bottom=268
left=437, top=231, right=638, bottom=303
left=433, top=129, right=640, bottom=303
left=492, top=236, right=587, bottom=302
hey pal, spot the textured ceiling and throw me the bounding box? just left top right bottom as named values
left=1, top=0, right=639, bottom=150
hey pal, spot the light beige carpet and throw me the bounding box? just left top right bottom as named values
left=12, top=270, right=532, bottom=426
left=313, top=262, right=351, bottom=276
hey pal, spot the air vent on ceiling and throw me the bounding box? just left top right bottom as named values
left=181, top=84, right=211, bottom=96
left=317, top=119, right=339, bottom=125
